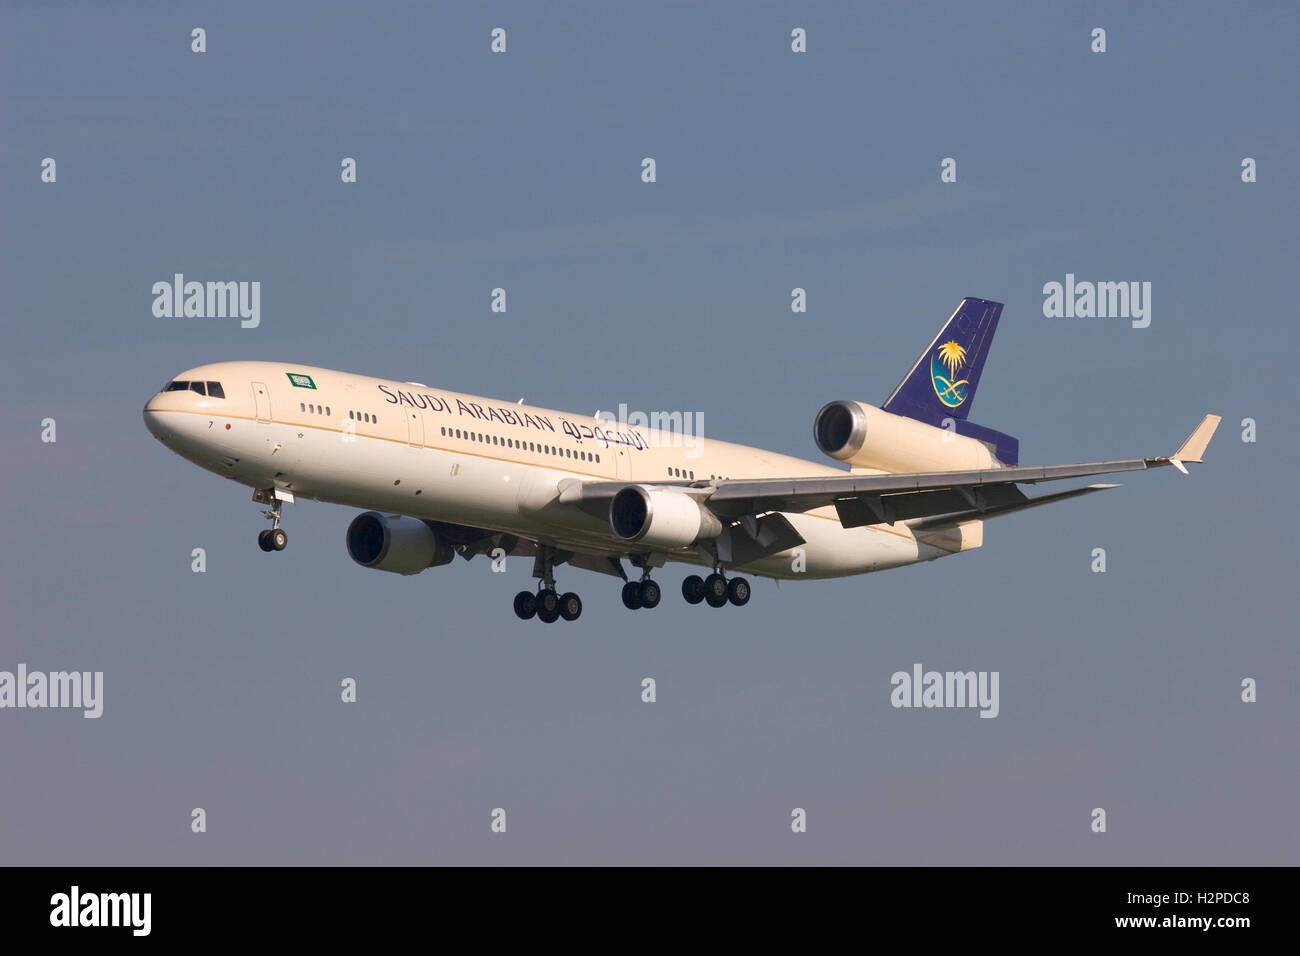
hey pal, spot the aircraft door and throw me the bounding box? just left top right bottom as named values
left=406, top=407, right=424, bottom=447
left=614, top=447, right=630, bottom=480
left=252, top=382, right=271, bottom=422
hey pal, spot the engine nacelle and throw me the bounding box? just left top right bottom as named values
left=346, top=511, right=455, bottom=575
left=813, top=400, right=997, bottom=472
left=609, top=486, right=723, bottom=550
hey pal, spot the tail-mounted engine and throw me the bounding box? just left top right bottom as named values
left=813, top=400, right=1002, bottom=472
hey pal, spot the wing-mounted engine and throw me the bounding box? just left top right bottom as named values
left=609, top=485, right=723, bottom=550
left=813, top=400, right=1006, bottom=472
left=346, top=511, right=456, bottom=575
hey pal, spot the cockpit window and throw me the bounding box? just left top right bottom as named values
left=161, top=380, right=225, bottom=398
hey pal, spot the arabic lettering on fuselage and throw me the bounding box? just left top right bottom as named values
left=375, top=385, right=648, bottom=451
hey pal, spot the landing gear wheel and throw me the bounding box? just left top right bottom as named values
left=513, top=591, right=538, bottom=620
left=682, top=575, right=705, bottom=605
left=621, top=581, right=643, bottom=610
left=704, top=573, right=729, bottom=608
left=269, top=528, right=288, bottom=551
left=257, top=530, right=273, bottom=552
left=559, top=592, right=583, bottom=621
left=639, top=580, right=661, bottom=609
left=536, top=589, right=560, bottom=623
left=727, top=576, right=751, bottom=607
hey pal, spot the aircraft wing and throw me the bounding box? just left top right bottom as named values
left=565, top=415, right=1221, bottom=530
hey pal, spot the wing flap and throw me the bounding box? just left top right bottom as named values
left=907, top=484, right=1120, bottom=531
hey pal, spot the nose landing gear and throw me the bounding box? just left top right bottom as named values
left=254, top=488, right=290, bottom=552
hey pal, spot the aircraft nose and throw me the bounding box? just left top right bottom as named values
left=143, top=393, right=168, bottom=439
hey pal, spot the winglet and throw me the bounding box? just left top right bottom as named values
left=1158, top=414, right=1220, bottom=474
left=1174, top=414, right=1221, bottom=463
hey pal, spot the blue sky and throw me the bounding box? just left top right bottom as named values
left=1, top=1, right=1296, bottom=864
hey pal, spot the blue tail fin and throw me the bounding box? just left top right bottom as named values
left=882, top=297, right=1019, bottom=464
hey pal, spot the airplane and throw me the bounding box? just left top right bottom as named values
left=143, top=297, right=1220, bottom=623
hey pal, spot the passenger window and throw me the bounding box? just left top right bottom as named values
left=189, top=382, right=206, bottom=396
left=326, top=407, right=331, bottom=416
left=301, top=403, right=306, bottom=412
left=206, top=382, right=225, bottom=399
left=165, top=381, right=188, bottom=392
left=595, top=454, right=600, bottom=463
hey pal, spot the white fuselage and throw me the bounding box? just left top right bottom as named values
left=143, top=361, right=981, bottom=579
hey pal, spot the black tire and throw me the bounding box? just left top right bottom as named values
left=727, top=576, right=751, bottom=607
left=257, top=530, right=273, bottom=552
left=682, top=574, right=705, bottom=605
left=269, top=528, right=288, bottom=551
left=704, top=573, right=729, bottom=608
left=537, top=589, right=559, bottom=616
left=681, top=574, right=702, bottom=606
left=513, top=591, right=537, bottom=620
left=639, top=579, right=661, bottom=609
left=537, top=604, right=560, bottom=624
left=621, top=581, right=643, bottom=610
left=559, top=592, right=582, bottom=621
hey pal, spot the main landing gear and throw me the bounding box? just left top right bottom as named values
left=255, top=491, right=288, bottom=552
left=621, top=578, right=661, bottom=610
left=514, top=544, right=582, bottom=624
left=620, top=554, right=661, bottom=611
left=682, top=571, right=750, bottom=608
left=513, top=589, right=583, bottom=624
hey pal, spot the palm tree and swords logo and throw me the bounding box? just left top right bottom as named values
left=931, top=340, right=970, bottom=407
